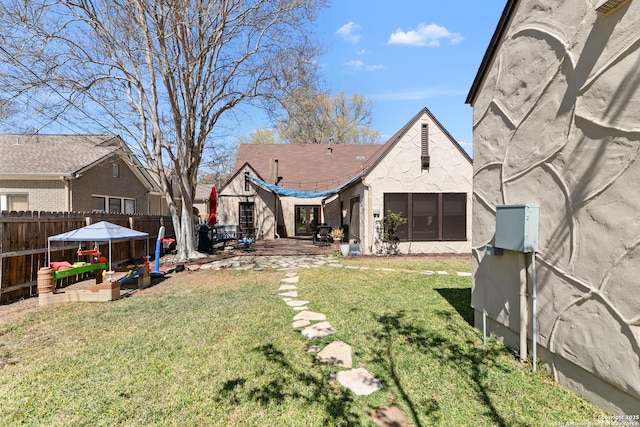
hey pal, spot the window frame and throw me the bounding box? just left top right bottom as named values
left=383, top=192, right=467, bottom=242
left=92, top=195, right=136, bottom=214
left=1, top=193, right=29, bottom=211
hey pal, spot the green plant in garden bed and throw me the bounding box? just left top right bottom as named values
left=0, top=260, right=604, bottom=426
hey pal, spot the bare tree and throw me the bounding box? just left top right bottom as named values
left=0, top=0, right=325, bottom=260
left=277, top=90, right=380, bottom=144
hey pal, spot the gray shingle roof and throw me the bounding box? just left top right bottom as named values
left=0, top=134, right=121, bottom=176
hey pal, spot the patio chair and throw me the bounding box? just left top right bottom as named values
left=315, top=225, right=332, bottom=246
left=238, top=228, right=256, bottom=252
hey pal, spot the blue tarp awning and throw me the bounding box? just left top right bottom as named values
left=245, top=173, right=355, bottom=198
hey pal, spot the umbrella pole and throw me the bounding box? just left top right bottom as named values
left=108, top=240, right=114, bottom=282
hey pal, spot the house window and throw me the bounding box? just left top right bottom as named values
left=92, top=196, right=136, bottom=214
left=124, top=199, right=136, bottom=214
left=239, top=202, right=254, bottom=234
left=112, top=163, right=119, bottom=178
left=384, top=193, right=466, bottom=241
left=109, top=198, right=122, bottom=213
left=0, top=193, right=29, bottom=211
left=92, top=196, right=106, bottom=212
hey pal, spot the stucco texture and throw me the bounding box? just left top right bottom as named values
left=471, top=0, right=640, bottom=412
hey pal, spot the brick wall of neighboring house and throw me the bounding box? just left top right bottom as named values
left=0, top=180, right=68, bottom=211
left=71, top=157, right=151, bottom=214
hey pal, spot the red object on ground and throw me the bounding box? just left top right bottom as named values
left=207, top=187, right=217, bottom=225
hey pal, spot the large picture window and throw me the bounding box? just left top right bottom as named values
left=383, top=193, right=466, bottom=241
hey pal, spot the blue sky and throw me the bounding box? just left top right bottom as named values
left=308, top=0, right=507, bottom=154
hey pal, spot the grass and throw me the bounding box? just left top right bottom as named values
left=0, top=259, right=605, bottom=426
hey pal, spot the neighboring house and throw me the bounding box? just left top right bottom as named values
left=466, top=0, right=639, bottom=414
left=218, top=108, right=472, bottom=254
left=194, top=182, right=214, bottom=223
left=0, top=134, right=165, bottom=214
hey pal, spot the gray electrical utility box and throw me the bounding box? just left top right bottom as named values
left=494, top=204, right=539, bottom=253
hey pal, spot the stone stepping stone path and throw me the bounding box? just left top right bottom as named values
left=368, top=406, right=412, bottom=427
left=301, top=321, right=336, bottom=339
left=335, top=368, right=383, bottom=396
left=265, top=259, right=471, bottom=424
left=285, top=300, right=309, bottom=307
left=316, top=341, right=352, bottom=368
left=292, top=319, right=310, bottom=329
left=278, top=270, right=383, bottom=401
left=293, top=310, right=326, bottom=321
left=278, top=290, right=298, bottom=297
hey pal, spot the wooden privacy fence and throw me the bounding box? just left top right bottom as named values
left=0, top=211, right=174, bottom=303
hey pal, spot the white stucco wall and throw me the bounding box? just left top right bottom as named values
left=471, top=0, right=640, bottom=414
left=363, top=112, right=473, bottom=254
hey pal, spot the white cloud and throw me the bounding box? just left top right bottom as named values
left=345, top=59, right=364, bottom=70
left=344, top=60, right=384, bottom=72
left=356, top=49, right=369, bottom=55
left=336, top=21, right=362, bottom=43
left=387, top=23, right=464, bottom=47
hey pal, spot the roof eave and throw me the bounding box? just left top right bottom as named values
left=466, top=0, right=519, bottom=105
left=0, top=173, right=74, bottom=180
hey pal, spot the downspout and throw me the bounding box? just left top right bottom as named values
left=62, top=177, right=72, bottom=211
left=362, top=180, right=372, bottom=254
left=519, top=252, right=528, bottom=362
left=532, top=251, right=538, bottom=371
left=274, top=160, right=280, bottom=239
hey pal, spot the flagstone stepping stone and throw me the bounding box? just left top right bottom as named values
left=278, top=284, right=298, bottom=291
left=421, top=270, right=435, bottom=275
left=335, top=368, right=382, bottom=396
left=457, top=271, right=472, bottom=277
left=278, top=291, right=298, bottom=297
left=328, top=264, right=343, bottom=268
left=301, top=321, right=336, bottom=339
left=293, top=311, right=326, bottom=321
left=306, top=345, right=320, bottom=353
left=316, top=341, right=352, bottom=368
left=285, top=272, right=298, bottom=277
left=293, top=319, right=311, bottom=329
left=345, top=265, right=360, bottom=269
left=368, top=406, right=411, bottom=427
left=281, top=276, right=299, bottom=284
left=437, top=271, right=449, bottom=275
left=286, top=300, right=309, bottom=307
left=293, top=306, right=308, bottom=311
left=282, top=297, right=292, bottom=302
left=381, top=268, right=396, bottom=272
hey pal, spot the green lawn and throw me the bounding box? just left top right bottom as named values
left=0, top=259, right=605, bottom=426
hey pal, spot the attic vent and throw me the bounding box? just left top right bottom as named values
left=596, top=0, right=629, bottom=13
left=421, top=123, right=430, bottom=170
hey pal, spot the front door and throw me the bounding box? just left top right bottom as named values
left=295, top=205, right=320, bottom=236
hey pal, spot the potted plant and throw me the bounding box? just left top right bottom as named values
left=330, top=228, right=344, bottom=244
